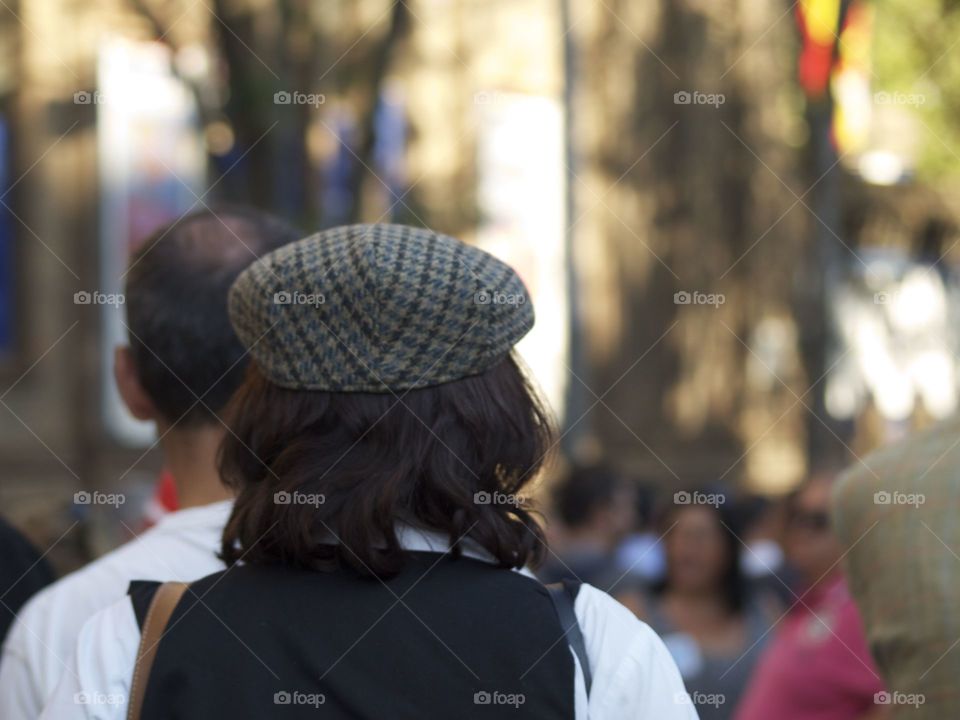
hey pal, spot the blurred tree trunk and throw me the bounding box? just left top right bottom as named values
left=211, top=0, right=304, bottom=217
left=208, top=0, right=405, bottom=227
left=346, top=0, right=410, bottom=223
left=569, top=0, right=811, bottom=491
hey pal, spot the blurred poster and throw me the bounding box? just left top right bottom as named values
left=97, top=38, right=206, bottom=445
left=0, top=118, right=13, bottom=359
left=475, top=93, right=568, bottom=418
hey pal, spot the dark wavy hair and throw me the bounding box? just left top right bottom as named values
left=652, top=490, right=748, bottom=614
left=219, top=353, right=554, bottom=578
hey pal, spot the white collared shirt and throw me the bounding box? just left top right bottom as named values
left=38, top=526, right=698, bottom=719
left=0, top=500, right=233, bottom=720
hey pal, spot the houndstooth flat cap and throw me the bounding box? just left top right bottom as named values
left=228, top=224, right=534, bottom=391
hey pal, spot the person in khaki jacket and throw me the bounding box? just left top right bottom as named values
left=832, top=415, right=960, bottom=719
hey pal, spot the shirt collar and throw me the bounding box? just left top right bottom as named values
left=218, top=514, right=539, bottom=580
left=396, top=525, right=491, bottom=560
left=152, top=499, right=234, bottom=533
left=396, top=525, right=538, bottom=579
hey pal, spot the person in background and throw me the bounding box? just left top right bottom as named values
left=40, top=224, right=696, bottom=720
left=615, top=481, right=667, bottom=583
left=735, top=472, right=887, bottom=720
left=0, top=208, right=300, bottom=720
left=737, top=495, right=785, bottom=578
left=621, top=491, right=773, bottom=719
left=0, top=516, right=54, bottom=646
left=833, top=419, right=960, bottom=720
left=736, top=494, right=795, bottom=607
left=538, top=463, right=637, bottom=591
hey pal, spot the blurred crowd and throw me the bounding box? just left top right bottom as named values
left=0, top=208, right=954, bottom=720
left=539, top=464, right=888, bottom=720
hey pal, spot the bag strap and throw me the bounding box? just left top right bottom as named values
left=546, top=580, right=592, bottom=697
left=127, top=581, right=190, bottom=720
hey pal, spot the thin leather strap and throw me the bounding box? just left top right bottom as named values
left=546, top=580, right=592, bottom=696
left=127, top=581, right=190, bottom=720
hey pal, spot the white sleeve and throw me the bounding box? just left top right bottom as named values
left=576, top=584, right=699, bottom=720
left=38, top=599, right=139, bottom=720
left=0, top=629, right=44, bottom=720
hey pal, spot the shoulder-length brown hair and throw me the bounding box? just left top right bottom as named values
left=218, top=353, right=553, bottom=577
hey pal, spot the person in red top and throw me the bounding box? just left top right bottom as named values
left=735, top=472, right=889, bottom=720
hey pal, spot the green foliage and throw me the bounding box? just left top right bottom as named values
left=872, top=0, right=960, bottom=179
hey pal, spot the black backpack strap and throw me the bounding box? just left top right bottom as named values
left=546, top=579, right=592, bottom=697
left=128, top=581, right=162, bottom=630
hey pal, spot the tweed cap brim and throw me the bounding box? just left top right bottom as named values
left=228, top=224, right=534, bottom=392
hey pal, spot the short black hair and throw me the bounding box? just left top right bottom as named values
left=124, top=207, right=301, bottom=427
left=551, top=464, right=624, bottom=529
left=219, top=353, right=554, bottom=578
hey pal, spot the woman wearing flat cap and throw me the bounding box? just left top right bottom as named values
left=40, top=225, right=695, bottom=720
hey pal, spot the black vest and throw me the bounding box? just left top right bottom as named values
left=130, top=552, right=576, bottom=719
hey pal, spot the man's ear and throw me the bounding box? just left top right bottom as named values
left=114, top=346, right=158, bottom=421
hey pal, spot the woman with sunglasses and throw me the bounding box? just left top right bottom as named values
left=735, top=472, right=887, bottom=720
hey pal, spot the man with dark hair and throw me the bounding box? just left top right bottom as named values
left=123, top=208, right=299, bottom=431
left=0, top=208, right=300, bottom=720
